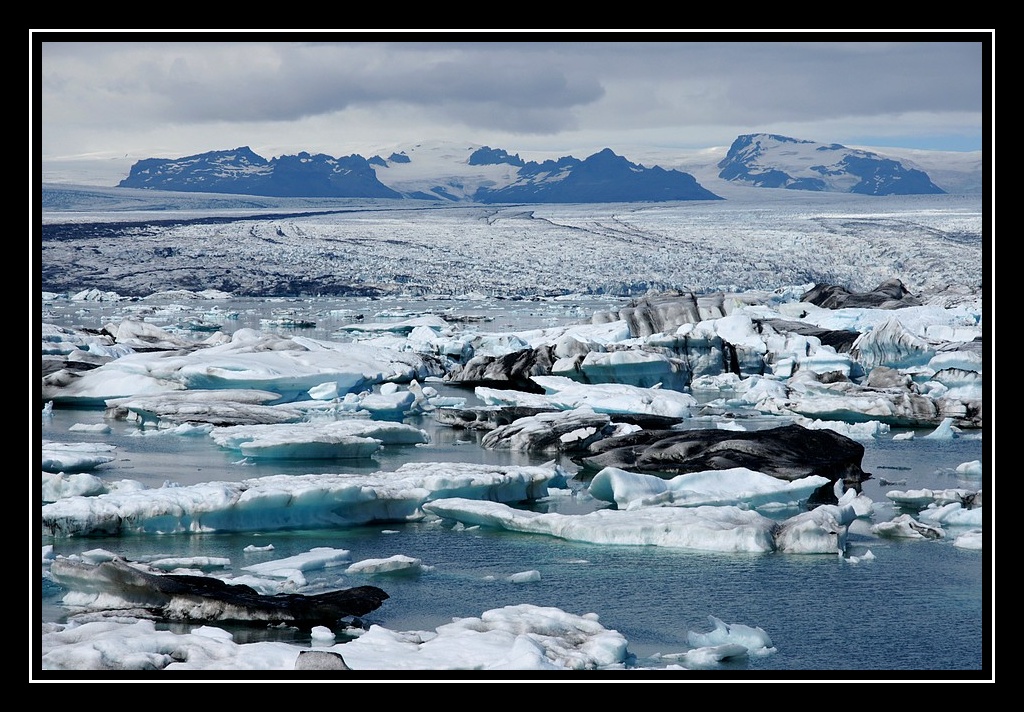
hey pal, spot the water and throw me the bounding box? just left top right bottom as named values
left=37, top=295, right=988, bottom=675
left=41, top=293, right=629, bottom=344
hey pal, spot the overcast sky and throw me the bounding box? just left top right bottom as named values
left=34, top=34, right=990, bottom=163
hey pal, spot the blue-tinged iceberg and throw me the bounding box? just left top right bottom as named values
left=588, top=466, right=828, bottom=511
left=207, top=419, right=429, bottom=459
left=422, top=496, right=856, bottom=555
left=41, top=441, right=117, bottom=474
left=478, top=375, right=698, bottom=418
left=42, top=462, right=567, bottom=537
left=423, top=497, right=780, bottom=553
left=42, top=326, right=444, bottom=407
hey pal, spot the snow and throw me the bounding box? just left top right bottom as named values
left=41, top=186, right=982, bottom=302
left=588, top=466, right=828, bottom=511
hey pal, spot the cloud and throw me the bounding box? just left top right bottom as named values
left=36, top=37, right=988, bottom=158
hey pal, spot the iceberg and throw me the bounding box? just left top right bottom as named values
left=41, top=462, right=567, bottom=537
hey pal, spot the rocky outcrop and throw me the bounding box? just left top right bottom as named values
left=48, top=557, right=389, bottom=625
left=295, top=651, right=352, bottom=670
left=801, top=279, right=923, bottom=310
left=444, top=346, right=556, bottom=393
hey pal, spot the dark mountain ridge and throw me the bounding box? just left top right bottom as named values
left=119, top=147, right=403, bottom=199
left=120, top=145, right=722, bottom=203
left=116, top=134, right=953, bottom=202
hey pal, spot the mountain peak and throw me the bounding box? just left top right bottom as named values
left=468, top=146, right=525, bottom=168
left=718, top=134, right=945, bottom=195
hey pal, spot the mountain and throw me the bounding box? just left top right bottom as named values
left=861, top=146, right=983, bottom=195
left=59, top=136, right=977, bottom=199
left=471, top=147, right=721, bottom=203
left=118, top=147, right=403, bottom=199
left=716, top=134, right=946, bottom=195
left=117, top=144, right=722, bottom=203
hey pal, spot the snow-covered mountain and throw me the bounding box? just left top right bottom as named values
left=117, top=144, right=722, bottom=203
left=715, top=134, right=946, bottom=195
left=43, top=137, right=983, bottom=198
left=111, top=136, right=971, bottom=201
left=388, top=144, right=722, bottom=203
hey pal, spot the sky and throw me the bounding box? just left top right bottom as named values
left=33, top=33, right=991, bottom=163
